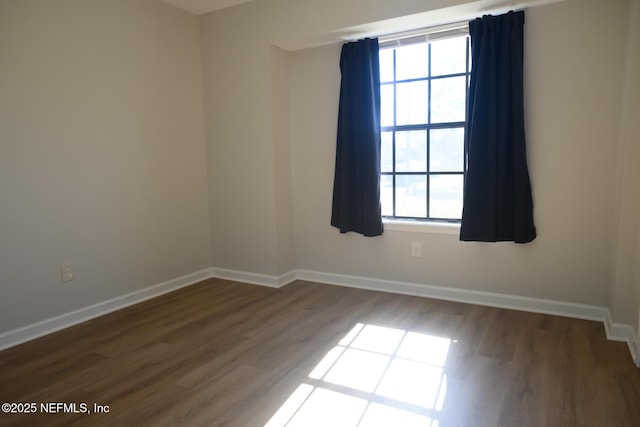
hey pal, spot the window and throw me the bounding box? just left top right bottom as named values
left=379, top=30, right=470, bottom=222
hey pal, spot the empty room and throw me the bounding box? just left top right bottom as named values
left=1, top=0, right=640, bottom=425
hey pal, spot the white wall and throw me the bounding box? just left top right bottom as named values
left=0, top=0, right=211, bottom=333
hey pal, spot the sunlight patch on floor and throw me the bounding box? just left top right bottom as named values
left=265, top=323, right=451, bottom=427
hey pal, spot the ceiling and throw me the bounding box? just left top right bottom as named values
left=161, top=0, right=565, bottom=19
left=160, top=0, right=258, bottom=15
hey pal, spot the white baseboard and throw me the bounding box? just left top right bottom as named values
left=604, top=310, right=639, bottom=367
left=296, top=269, right=639, bottom=365
left=0, top=268, right=214, bottom=351
left=296, top=269, right=607, bottom=321
left=210, top=267, right=297, bottom=288
left=1, top=265, right=638, bottom=367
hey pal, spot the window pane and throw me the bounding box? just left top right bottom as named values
left=379, top=48, right=394, bottom=83
left=381, top=175, right=393, bottom=216
left=430, top=175, right=463, bottom=219
left=381, top=84, right=394, bottom=126
left=381, top=132, right=393, bottom=173
left=430, top=76, right=466, bottom=123
left=395, top=43, right=428, bottom=80
left=396, top=175, right=427, bottom=217
left=378, top=35, right=468, bottom=222
left=396, top=81, right=428, bottom=125
left=431, top=36, right=468, bottom=76
left=430, top=128, right=464, bottom=172
left=395, top=130, right=426, bottom=172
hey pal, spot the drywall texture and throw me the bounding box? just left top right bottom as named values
left=0, top=0, right=211, bottom=333
left=289, top=0, right=621, bottom=306
left=611, top=0, right=640, bottom=326
left=200, top=13, right=282, bottom=275
left=2, top=0, right=637, bottom=339
left=201, top=0, right=633, bottom=309
left=198, top=0, right=562, bottom=277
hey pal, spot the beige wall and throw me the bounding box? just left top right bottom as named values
left=199, top=10, right=281, bottom=274
left=0, top=0, right=211, bottom=333
left=198, top=0, right=564, bottom=278
left=290, top=0, right=628, bottom=307
left=611, top=0, right=640, bottom=327
left=270, top=46, right=296, bottom=274
left=2, top=0, right=638, bottom=337
left=200, top=0, right=633, bottom=309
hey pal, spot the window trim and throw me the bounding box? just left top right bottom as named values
left=379, top=29, right=470, bottom=224
left=383, top=219, right=460, bottom=235
left=378, top=22, right=469, bottom=48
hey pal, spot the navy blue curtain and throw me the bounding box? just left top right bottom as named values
left=460, top=11, right=536, bottom=243
left=331, top=38, right=383, bottom=237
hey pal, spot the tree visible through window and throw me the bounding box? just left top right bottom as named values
left=380, top=32, right=470, bottom=222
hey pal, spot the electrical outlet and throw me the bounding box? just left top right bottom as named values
left=411, top=241, right=422, bottom=258
left=60, top=263, right=74, bottom=283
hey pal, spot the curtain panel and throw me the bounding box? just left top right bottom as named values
left=331, top=38, right=384, bottom=237
left=460, top=10, right=537, bottom=243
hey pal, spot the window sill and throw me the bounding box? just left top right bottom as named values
left=383, top=220, right=460, bottom=235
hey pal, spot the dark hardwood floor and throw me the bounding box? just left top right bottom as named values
left=0, top=278, right=639, bottom=426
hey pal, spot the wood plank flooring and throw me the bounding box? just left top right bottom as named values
left=0, top=278, right=639, bottom=426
